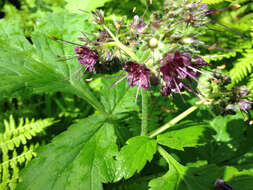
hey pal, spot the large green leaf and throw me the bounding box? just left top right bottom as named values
left=207, top=114, right=253, bottom=164
left=66, top=0, right=113, bottom=12
left=99, top=77, right=139, bottom=117
left=157, top=121, right=213, bottom=150
left=0, top=13, right=106, bottom=114
left=149, top=146, right=253, bottom=190
left=115, top=136, right=157, bottom=180
left=16, top=114, right=118, bottom=190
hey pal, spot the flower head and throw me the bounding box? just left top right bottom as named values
left=124, top=61, right=151, bottom=90
left=130, top=15, right=147, bottom=33
left=74, top=46, right=98, bottom=72
left=239, top=100, right=252, bottom=113
left=160, top=52, right=207, bottom=96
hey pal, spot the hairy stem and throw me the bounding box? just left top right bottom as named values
left=141, top=89, right=148, bottom=136
left=102, top=24, right=138, bottom=61
left=148, top=100, right=205, bottom=138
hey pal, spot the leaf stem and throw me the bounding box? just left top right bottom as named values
left=141, top=89, right=148, bottom=136
left=148, top=100, right=205, bottom=138
left=102, top=25, right=138, bottom=61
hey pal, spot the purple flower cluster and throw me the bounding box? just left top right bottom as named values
left=124, top=61, right=151, bottom=90
left=160, top=52, right=207, bottom=96
left=74, top=46, right=98, bottom=72
left=236, top=86, right=252, bottom=113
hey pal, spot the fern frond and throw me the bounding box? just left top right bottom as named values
left=0, top=115, right=55, bottom=190
left=0, top=115, right=55, bottom=152
left=230, top=49, right=253, bottom=84
left=247, top=73, right=253, bottom=91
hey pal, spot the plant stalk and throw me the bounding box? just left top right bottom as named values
left=141, top=89, right=148, bottom=136
left=102, top=25, right=138, bottom=61
left=148, top=100, right=205, bottom=138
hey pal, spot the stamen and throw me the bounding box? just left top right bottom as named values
left=173, top=78, right=185, bottom=103
left=110, top=75, right=128, bottom=88
left=177, top=67, right=207, bottom=89
left=135, top=85, right=141, bottom=104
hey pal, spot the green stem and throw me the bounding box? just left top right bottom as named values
left=102, top=25, right=138, bottom=61
left=141, top=89, right=148, bottom=136
left=148, top=100, right=205, bottom=138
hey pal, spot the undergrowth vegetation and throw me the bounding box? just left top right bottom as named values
left=0, top=0, right=253, bottom=190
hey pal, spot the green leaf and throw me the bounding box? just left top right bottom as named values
left=201, top=0, right=225, bottom=4
left=116, top=136, right=157, bottom=180
left=66, top=0, right=113, bottom=12
left=157, top=122, right=213, bottom=150
left=99, top=77, right=139, bottom=117
left=149, top=146, right=253, bottom=190
left=16, top=114, right=118, bottom=190
left=207, top=114, right=253, bottom=164
left=0, top=13, right=106, bottom=114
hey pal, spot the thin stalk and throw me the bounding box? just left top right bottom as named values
left=102, top=24, right=138, bottom=61
left=141, top=89, right=148, bottom=136
left=148, top=100, right=205, bottom=138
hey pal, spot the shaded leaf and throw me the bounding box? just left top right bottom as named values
left=157, top=122, right=213, bottom=150
left=149, top=146, right=253, bottom=190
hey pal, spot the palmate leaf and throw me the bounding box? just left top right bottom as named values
left=115, top=136, right=157, bottom=180
left=0, top=13, right=105, bottom=114
left=157, top=121, right=213, bottom=151
left=149, top=146, right=253, bottom=190
left=16, top=114, right=118, bottom=190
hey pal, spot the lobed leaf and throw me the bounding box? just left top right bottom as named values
left=157, top=121, right=213, bottom=151
left=16, top=114, right=119, bottom=190
left=0, top=13, right=106, bottom=114
left=115, top=136, right=157, bottom=180
left=149, top=146, right=253, bottom=190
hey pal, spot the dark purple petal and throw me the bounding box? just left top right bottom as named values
left=160, top=52, right=205, bottom=96
left=75, top=46, right=98, bottom=72
left=124, top=61, right=151, bottom=90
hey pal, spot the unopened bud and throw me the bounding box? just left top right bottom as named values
left=148, top=38, right=158, bottom=48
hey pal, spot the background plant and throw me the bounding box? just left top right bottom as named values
left=0, top=0, right=252, bottom=190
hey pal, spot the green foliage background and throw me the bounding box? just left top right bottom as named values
left=0, top=0, right=252, bottom=190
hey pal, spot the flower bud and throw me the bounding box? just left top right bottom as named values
left=148, top=38, right=159, bottom=48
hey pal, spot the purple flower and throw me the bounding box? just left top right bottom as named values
left=130, top=15, right=147, bottom=33
left=74, top=46, right=98, bottom=72
left=214, top=179, right=233, bottom=190
left=238, top=85, right=250, bottom=96
left=124, top=61, right=151, bottom=90
left=239, top=100, right=252, bottom=113
left=160, top=52, right=206, bottom=96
